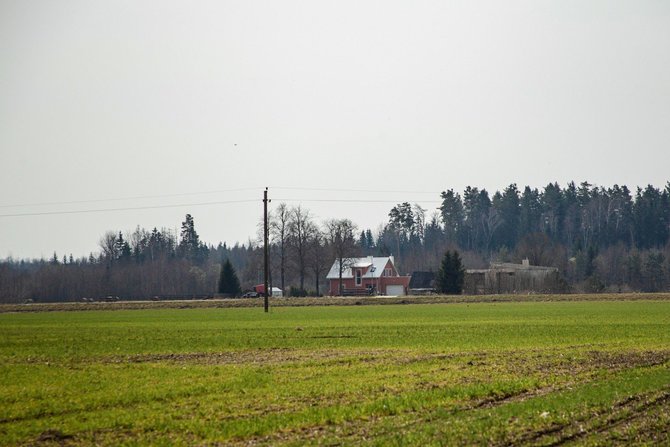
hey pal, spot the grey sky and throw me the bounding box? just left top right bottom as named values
left=1, top=1, right=669, bottom=259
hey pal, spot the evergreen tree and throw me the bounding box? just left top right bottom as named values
left=365, top=229, right=375, bottom=250
left=424, top=214, right=443, bottom=255
left=436, top=250, right=465, bottom=294
left=562, top=181, right=581, bottom=250
left=605, top=184, right=633, bottom=246
left=462, top=187, right=493, bottom=251
left=218, top=259, right=241, bottom=296
left=359, top=230, right=367, bottom=249
left=540, top=182, right=564, bottom=240
left=178, top=214, right=207, bottom=264
left=388, top=202, right=415, bottom=248
left=436, top=251, right=452, bottom=293
left=116, top=232, right=132, bottom=262
left=633, top=185, right=669, bottom=249
left=439, top=189, right=464, bottom=244
left=494, top=183, right=520, bottom=250
left=519, top=186, right=541, bottom=238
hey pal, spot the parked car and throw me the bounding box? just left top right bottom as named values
left=241, top=291, right=260, bottom=298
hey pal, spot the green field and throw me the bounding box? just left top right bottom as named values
left=1, top=299, right=669, bottom=445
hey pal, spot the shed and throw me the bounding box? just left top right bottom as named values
left=408, top=271, right=436, bottom=295
left=464, top=259, right=561, bottom=295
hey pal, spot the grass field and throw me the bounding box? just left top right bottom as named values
left=1, top=298, right=669, bottom=445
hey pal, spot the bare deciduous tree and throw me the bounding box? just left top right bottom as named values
left=325, top=218, right=358, bottom=296
left=288, top=206, right=315, bottom=292
left=307, top=226, right=327, bottom=296
left=99, top=231, right=119, bottom=265
left=270, top=203, right=291, bottom=292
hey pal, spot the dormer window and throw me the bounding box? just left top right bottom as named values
left=355, top=269, right=362, bottom=286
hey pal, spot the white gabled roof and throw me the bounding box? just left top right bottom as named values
left=326, top=256, right=395, bottom=279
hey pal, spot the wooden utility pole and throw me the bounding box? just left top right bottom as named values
left=263, top=187, right=269, bottom=313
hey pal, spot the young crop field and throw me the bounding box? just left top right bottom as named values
left=1, top=298, right=669, bottom=445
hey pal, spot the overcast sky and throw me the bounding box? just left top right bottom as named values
left=1, top=0, right=669, bottom=260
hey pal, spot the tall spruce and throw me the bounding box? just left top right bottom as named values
left=439, top=189, right=464, bottom=244
left=218, top=259, right=241, bottom=296
left=178, top=214, right=207, bottom=264
left=436, top=250, right=465, bottom=294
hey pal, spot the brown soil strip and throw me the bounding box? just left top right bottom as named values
left=97, top=347, right=670, bottom=370
left=114, top=347, right=395, bottom=366
left=3, top=292, right=670, bottom=313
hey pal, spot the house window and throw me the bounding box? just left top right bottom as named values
left=385, top=268, right=392, bottom=277
left=355, top=269, right=362, bottom=286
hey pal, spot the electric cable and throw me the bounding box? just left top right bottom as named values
left=0, top=199, right=259, bottom=218
left=0, top=188, right=443, bottom=218
left=0, top=187, right=263, bottom=209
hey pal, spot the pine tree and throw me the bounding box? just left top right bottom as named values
left=365, top=229, right=375, bottom=249
left=436, top=251, right=452, bottom=293
left=359, top=231, right=367, bottom=249
left=436, top=250, right=465, bottom=294
left=178, top=214, right=204, bottom=263
left=439, top=189, right=464, bottom=244
left=218, top=259, right=241, bottom=296
left=116, top=232, right=132, bottom=262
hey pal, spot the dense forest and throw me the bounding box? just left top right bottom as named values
left=1, top=181, right=669, bottom=303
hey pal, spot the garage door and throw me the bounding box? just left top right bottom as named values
left=386, top=285, right=405, bottom=296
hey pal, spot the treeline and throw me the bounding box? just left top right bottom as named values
left=0, top=211, right=358, bottom=303
left=437, top=182, right=669, bottom=253
left=376, top=181, right=670, bottom=292
left=0, top=215, right=253, bottom=303
left=1, top=181, right=669, bottom=303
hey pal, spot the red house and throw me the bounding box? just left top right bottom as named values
left=326, top=256, right=411, bottom=296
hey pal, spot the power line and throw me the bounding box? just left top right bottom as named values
left=0, top=188, right=444, bottom=218
left=0, top=187, right=262, bottom=209
left=273, top=198, right=442, bottom=204
left=0, top=199, right=258, bottom=218
left=1, top=186, right=442, bottom=210
left=273, top=186, right=441, bottom=195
